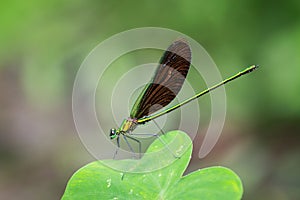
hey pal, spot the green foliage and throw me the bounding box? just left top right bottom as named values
left=62, top=131, right=243, bottom=200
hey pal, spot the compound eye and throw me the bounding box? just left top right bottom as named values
left=109, top=128, right=116, bottom=139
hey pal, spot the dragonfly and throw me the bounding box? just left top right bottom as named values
left=109, top=39, right=258, bottom=158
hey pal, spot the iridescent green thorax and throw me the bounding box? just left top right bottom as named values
left=117, top=118, right=138, bottom=134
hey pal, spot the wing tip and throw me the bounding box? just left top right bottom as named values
left=173, top=37, right=189, bottom=45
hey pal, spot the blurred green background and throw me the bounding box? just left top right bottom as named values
left=1, top=1, right=300, bottom=199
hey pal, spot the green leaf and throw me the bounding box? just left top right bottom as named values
left=62, top=131, right=243, bottom=200
left=164, top=167, right=243, bottom=200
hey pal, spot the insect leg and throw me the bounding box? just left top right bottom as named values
left=113, top=135, right=120, bottom=159
left=123, top=134, right=139, bottom=159
left=152, top=119, right=165, bottom=135
left=130, top=133, right=179, bottom=158
left=126, top=135, right=142, bottom=159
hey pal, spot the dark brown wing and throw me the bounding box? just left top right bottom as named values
left=130, top=39, right=191, bottom=120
